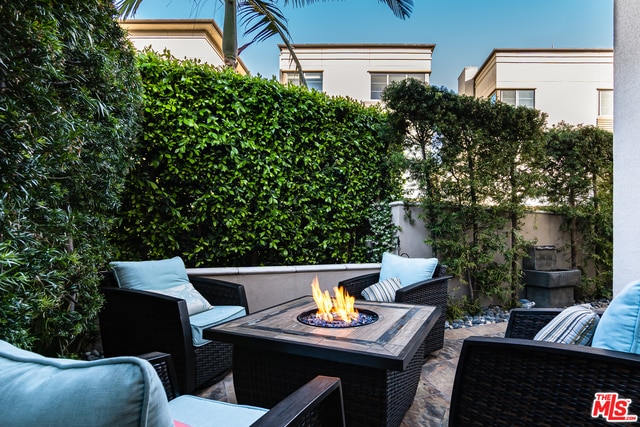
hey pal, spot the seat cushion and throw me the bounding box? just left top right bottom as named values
left=533, top=304, right=600, bottom=346
left=362, top=277, right=402, bottom=302
left=0, top=340, right=173, bottom=427
left=110, top=257, right=190, bottom=291
left=189, top=306, right=247, bottom=346
left=149, top=282, right=213, bottom=316
left=169, top=395, right=267, bottom=427
left=592, top=279, right=640, bottom=354
left=378, top=252, right=439, bottom=287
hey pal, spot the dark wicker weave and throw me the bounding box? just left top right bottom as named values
left=141, top=352, right=347, bottom=427
left=338, top=264, right=451, bottom=357
left=232, top=343, right=425, bottom=427
left=99, top=272, right=249, bottom=394
left=449, top=336, right=640, bottom=426
left=504, top=308, right=565, bottom=339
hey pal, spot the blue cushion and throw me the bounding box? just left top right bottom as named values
left=110, top=256, right=190, bottom=291
left=169, top=395, right=267, bottom=427
left=378, top=253, right=439, bottom=287
left=361, top=277, right=402, bottom=302
left=0, top=340, right=173, bottom=427
left=534, top=304, right=599, bottom=346
left=592, top=279, right=640, bottom=354
left=189, top=306, right=246, bottom=346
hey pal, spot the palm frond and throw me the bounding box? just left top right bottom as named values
left=239, top=1, right=292, bottom=46
left=283, top=0, right=414, bottom=20
left=239, top=0, right=308, bottom=85
left=114, top=0, right=144, bottom=19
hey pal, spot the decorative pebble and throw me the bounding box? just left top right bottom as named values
left=445, top=299, right=610, bottom=330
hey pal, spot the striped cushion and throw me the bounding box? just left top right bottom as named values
left=361, top=277, right=402, bottom=302
left=533, top=305, right=600, bottom=346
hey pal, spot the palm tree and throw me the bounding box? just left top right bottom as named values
left=115, top=0, right=414, bottom=85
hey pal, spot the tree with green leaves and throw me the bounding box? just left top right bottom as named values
left=116, top=0, right=414, bottom=84
left=383, top=81, right=547, bottom=307
left=544, top=123, right=613, bottom=298
left=0, top=0, right=142, bottom=355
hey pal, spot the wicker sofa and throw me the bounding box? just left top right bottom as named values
left=338, top=263, right=451, bottom=357
left=99, top=265, right=249, bottom=394
left=448, top=307, right=640, bottom=426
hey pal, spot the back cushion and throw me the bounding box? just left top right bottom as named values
left=378, top=252, right=439, bottom=287
left=110, top=256, right=190, bottom=291
left=592, top=279, right=640, bottom=354
left=0, top=340, right=174, bottom=427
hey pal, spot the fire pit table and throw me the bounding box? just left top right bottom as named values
left=204, top=296, right=439, bottom=427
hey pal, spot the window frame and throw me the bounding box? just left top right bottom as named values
left=284, top=71, right=323, bottom=92
left=598, top=89, right=613, bottom=116
left=370, top=72, right=427, bottom=100
left=495, top=89, right=536, bottom=108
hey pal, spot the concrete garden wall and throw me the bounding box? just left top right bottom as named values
left=189, top=206, right=581, bottom=312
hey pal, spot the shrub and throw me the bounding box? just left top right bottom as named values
left=111, top=51, right=401, bottom=266
left=0, top=0, right=142, bottom=355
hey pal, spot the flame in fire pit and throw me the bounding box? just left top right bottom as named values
left=311, top=276, right=358, bottom=323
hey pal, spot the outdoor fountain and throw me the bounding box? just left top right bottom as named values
left=522, top=245, right=581, bottom=307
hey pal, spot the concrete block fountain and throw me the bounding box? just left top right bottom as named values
left=522, top=245, right=581, bottom=308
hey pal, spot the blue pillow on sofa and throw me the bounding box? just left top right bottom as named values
left=592, top=279, right=640, bottom=354
left=378, top=252, right=439, bottom=287
left=0, top=340, right=173, bottom=427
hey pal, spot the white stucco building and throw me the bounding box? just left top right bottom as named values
left=119, top=19, right=249, bottom=75
left=458, top=48, right=614, bottom=130
left=279, top=44, right=435, bottom=104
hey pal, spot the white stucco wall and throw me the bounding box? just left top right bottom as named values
left=473, top=50, right=613, bottom=127
left=279, top=44, right=434, bottom=102
left=129, top=37, right=225, bottom=67
left=613, top=0, right=640, bottom=295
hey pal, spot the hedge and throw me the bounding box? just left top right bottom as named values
left=0, top=0, right=142, bottom=354
left=111, top=51, right=402, bottom=266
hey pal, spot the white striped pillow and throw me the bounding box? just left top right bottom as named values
left=361, top=277, right=402, bottom=302
left=533, top=305, right=600, bottom=346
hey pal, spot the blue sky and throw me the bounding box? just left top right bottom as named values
left=131, top=0, right=613, bottom=92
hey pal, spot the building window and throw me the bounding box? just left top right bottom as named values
left=495, top=89, right=535, bottom=108
left=284, top=72, right=323, bottom=91
left=598, top=89, right=613, bottom=116
left=370, top=73, right=426, bottom=100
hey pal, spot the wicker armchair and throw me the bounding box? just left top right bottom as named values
left=142, top=352, right=346, bottom=427
left=338, top=264, right=451, bottom=356
left=449, top=308, right=640, bottom=426
left=99, top=272, right=249, bottom=394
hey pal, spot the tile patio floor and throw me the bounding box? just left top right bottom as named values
left=198, top=322, right=508, bottom=426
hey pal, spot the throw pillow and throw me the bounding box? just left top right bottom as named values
left=592, top=279, right=640, bottom=354
left=110, top=257, right=190, bottom=291
left=361, top=277, right=402, bottom=302
left=533, top=304, right=600, bottom=346
left=378, top=253, right=438, bottom=287
left=149, top=283, right=213, bottom=316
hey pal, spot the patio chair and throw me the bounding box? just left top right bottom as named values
left=338, top=253, right=452, bottom=356
left=99, top=256, right=249, bottom=394
left=0, top=339, right=346, bottom=427
left=450, top=280, right=640, bottom=426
